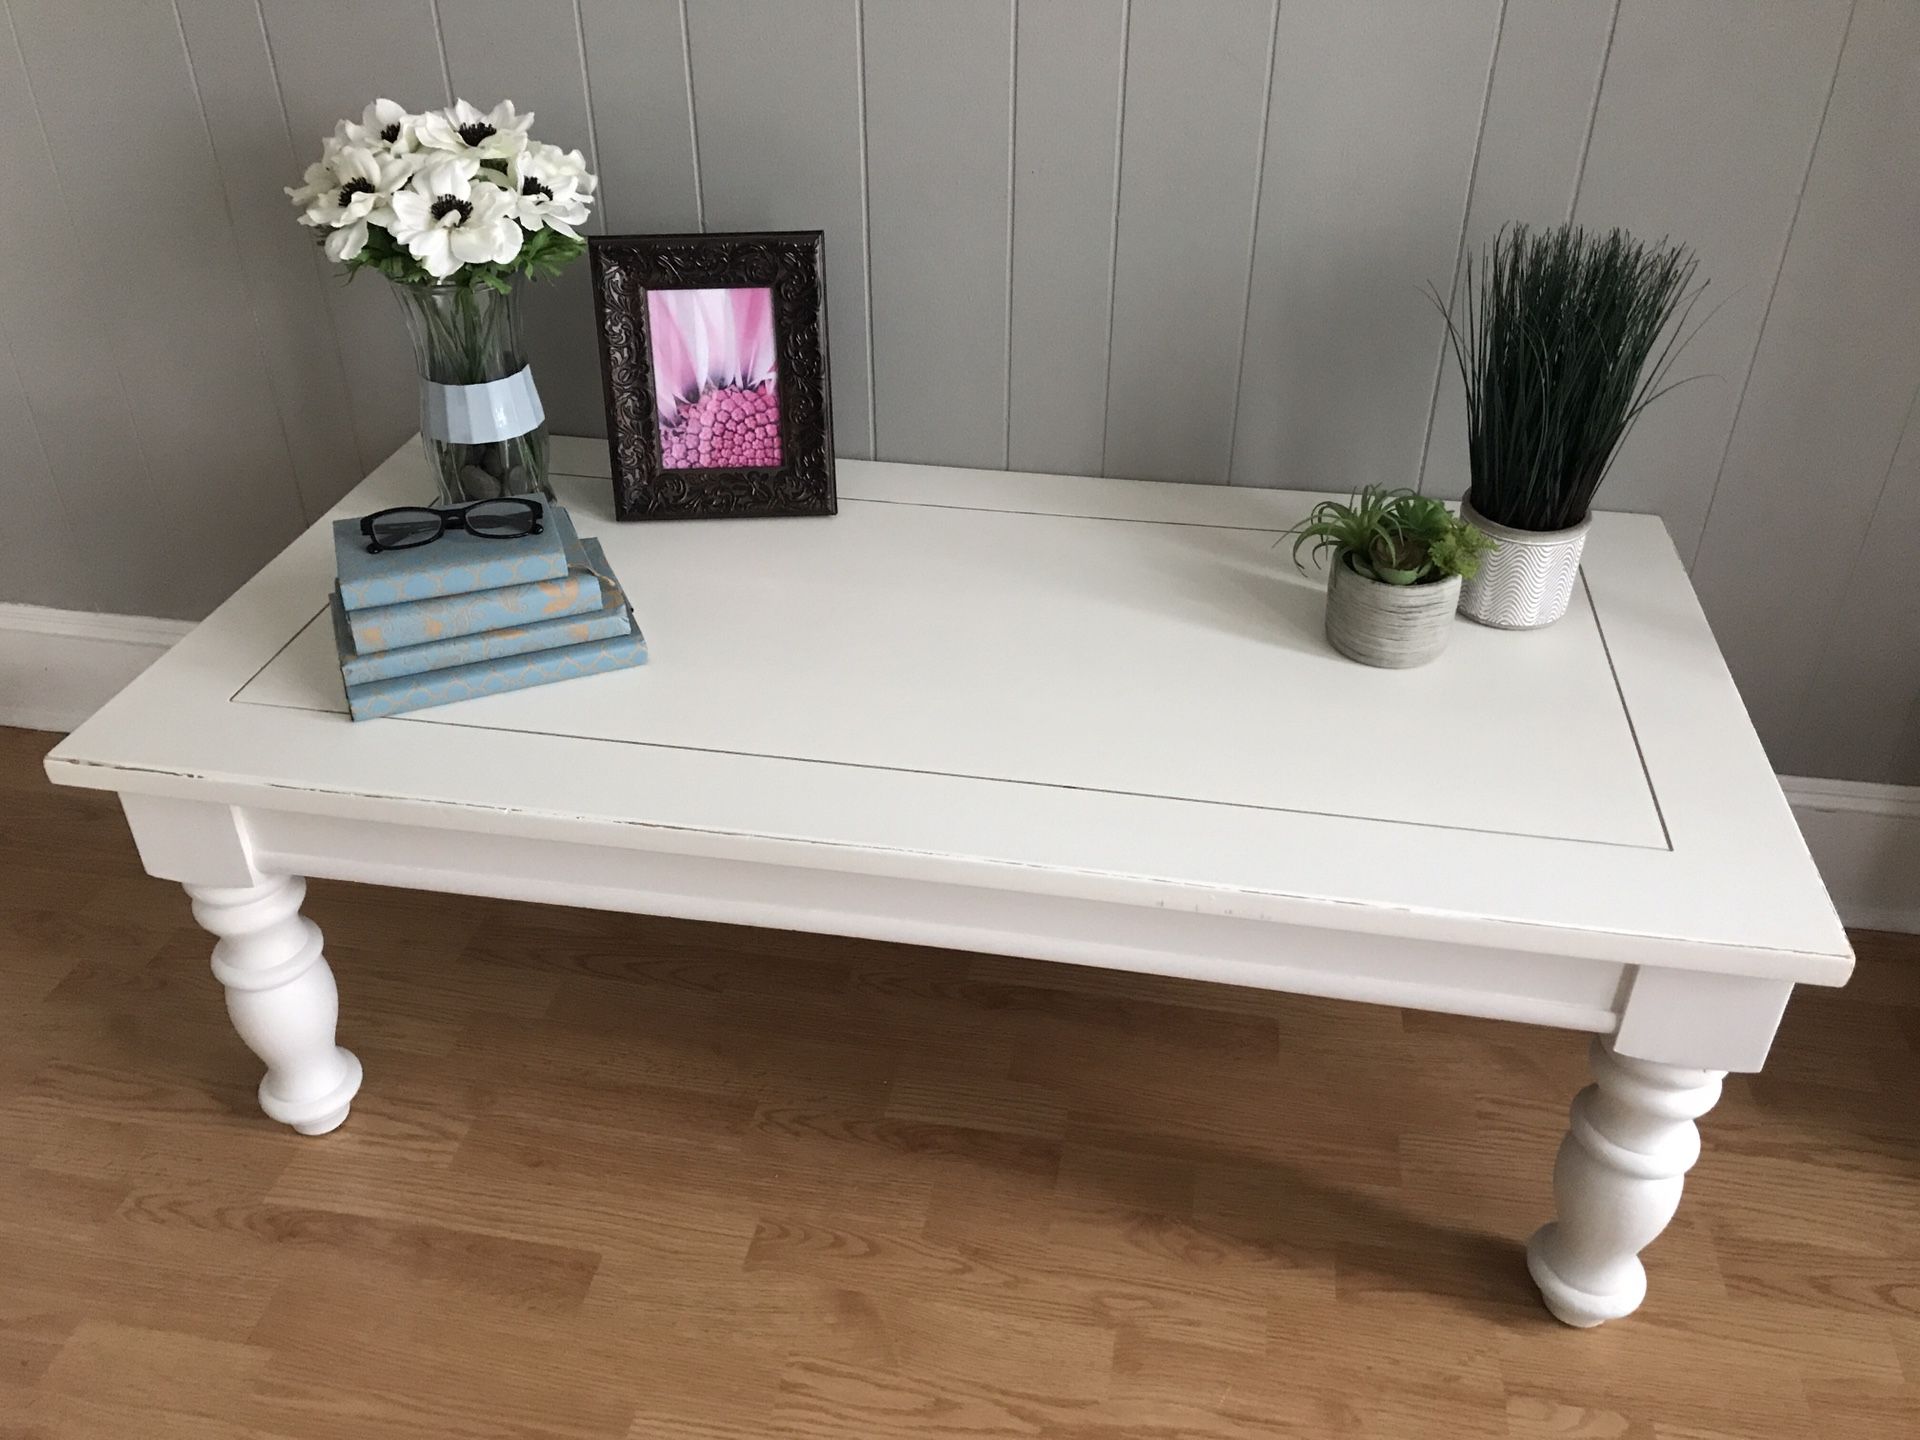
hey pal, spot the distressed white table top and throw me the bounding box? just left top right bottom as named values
left=48, top=436, right=1850, bottom=983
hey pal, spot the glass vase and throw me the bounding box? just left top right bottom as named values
left=390, top=277, right=552, bottom=504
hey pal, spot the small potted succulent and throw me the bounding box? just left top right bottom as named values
left=1436, top=222, right=1704, bottom=628
left=1286, top=488, right=1493, bottom=668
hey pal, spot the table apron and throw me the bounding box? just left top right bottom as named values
left=122, top=796, right=1794, bottom=1071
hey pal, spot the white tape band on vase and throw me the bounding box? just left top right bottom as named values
left=422, top=367, right=545, bottom=446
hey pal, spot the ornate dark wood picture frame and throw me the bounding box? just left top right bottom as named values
left=589, top=230, right=835, bottom=521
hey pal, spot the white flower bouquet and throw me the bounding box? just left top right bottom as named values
left=288, top=100, right=599, bottom=501
left=288, top=98, right=595, bottom=289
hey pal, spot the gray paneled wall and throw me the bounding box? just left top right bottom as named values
left=0, top=0, right=1914, bottom=787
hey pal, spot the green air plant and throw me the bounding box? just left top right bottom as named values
left=1286, top=488, right=1493, bottom=586
left=1436, top=223, right=1707, bottom=533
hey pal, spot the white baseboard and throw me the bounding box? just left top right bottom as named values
left=1778, top=777, right=1920, bottom=936
left=3, top=603, right=1916, bottom=937
left=0, top=602, right=193, bottom=733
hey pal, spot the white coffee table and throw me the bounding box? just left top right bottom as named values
left=45, top=436, right=1850, bottom=1327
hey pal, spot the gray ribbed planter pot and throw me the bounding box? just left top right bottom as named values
left=1324, top=557, right=1461, bottom=668
left=1458, top=501, right=1592, bottom=629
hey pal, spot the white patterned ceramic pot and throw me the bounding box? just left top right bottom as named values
left=1323, top=558, right=1461, bottom=669
left=1458, top=501, right=1592, bottom=629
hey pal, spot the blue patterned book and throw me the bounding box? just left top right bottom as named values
left=335, top=540, right=631, bottom=684
left=334, top=503, right=568, bottom=611
left=345, top=509, right=600, bottom=654
left=340, top=607, right=647, bottom=721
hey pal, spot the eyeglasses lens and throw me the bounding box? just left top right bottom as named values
left=369, top=512, right=442, bottom=549
left=464, top=501, right=539, bottom=539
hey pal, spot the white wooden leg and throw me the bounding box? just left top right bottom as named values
left=186, top=876, right=362, bottom=1136
left=1527, top=1036, right=1723, bottom=1326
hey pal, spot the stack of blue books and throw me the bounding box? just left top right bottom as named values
left=330, top=504, right=646, bottom=721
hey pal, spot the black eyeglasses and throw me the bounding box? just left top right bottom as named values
left=361, top=499, right=545, bottom=554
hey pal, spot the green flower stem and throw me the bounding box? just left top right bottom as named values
left=389, top=275, right=551, bottom=503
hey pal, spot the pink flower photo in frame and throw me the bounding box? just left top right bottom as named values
left=646, top=287, right=782, bottom=471
left=590, top=230, right=835, bottom=521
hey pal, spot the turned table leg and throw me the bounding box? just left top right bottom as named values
left=1527, top=1036, right=1724, bottom=1326
left=186, top=876, right=362, bottom=1135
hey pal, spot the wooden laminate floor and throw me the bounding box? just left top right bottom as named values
left=1, top=725, right=1916, bottom=1438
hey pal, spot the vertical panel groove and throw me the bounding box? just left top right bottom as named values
left=1230, top=1, right=1503, bottom=491
left=2, top=0, right=169, bottom=524
left=1096, top=0, right=1130, bottom=477
left=568, top=0, right=602, bottom=184
left=1901, top=690, right=1920, bottom=785
left=1110, top=0, right=1278, bottom=483
left=678, top=0, right=703, bottom=230
left=251, top=0, right=368, bottom=476
left=1567, top=0, right=1621, bottom=219
left=0, top=0, right=85, bottom=603
left=690, top=0, right=870, bottom=454
left=1692, top=0, right=1856, bottom=569
left=1002, top=0, right=1017, bottom=469
left=0, top=309, right=88, bottom=591
left=855, top=0, right=876, bottom=457
left=1782, top=371, right=1920, bottom=763
left=169, top=0, right=308, bottom=525
left=1220, top=0, right=1281, bottom=487
left=1576, top=3, right=1852, bottom=556
left=425, top=0, right=454, bottom=103
left=1413, top=0, right=1507, bottom=495
left=865, top=0, right=1014, bottom=466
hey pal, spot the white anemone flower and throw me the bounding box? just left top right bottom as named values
left=415, top=99, right=532, bottom=162
left=508, top=142, right=595, bottom=238
left=285, top=125, right=353, bottom=210
left=338, top=97, right=419, bottom=159
left=389, top=160, right=525, bottom=279
left=294, top=146, right=410, bottom=264
left=323, top=215, right=377, bottom=265
left=284, top=153, right=336, bottom=213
